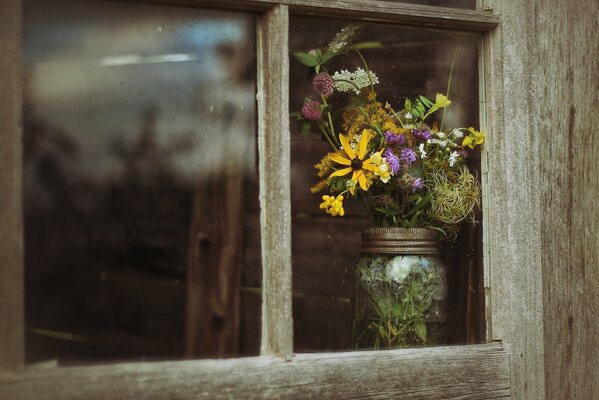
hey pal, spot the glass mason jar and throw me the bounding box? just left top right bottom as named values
left=352, top=227, right=447, bottom=349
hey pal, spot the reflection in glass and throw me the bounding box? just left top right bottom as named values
left=290, top=17, right=483, bottom=352
left=24, top=0, right=260, bottom=363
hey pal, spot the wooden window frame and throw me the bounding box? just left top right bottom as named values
left=0, top=0, right=546, bottom=398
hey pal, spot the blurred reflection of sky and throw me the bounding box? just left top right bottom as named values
left=24, top=1, right=256, bottom=183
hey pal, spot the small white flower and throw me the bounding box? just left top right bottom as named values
left=332, top=68, right=379, bottom=95
left=448, top=151, right=460, bottom=167
left=405, top=112, right=413, bottom=119
left=437, top=131, right=446, bottom=138
left=418, top=143, right=427, bottom=159
left=451, top=129, right=464, bottom=138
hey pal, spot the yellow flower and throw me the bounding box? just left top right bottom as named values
left=462, top=128, right=485, bottom=149
left=320, top=194, right=345, bottom=217
left=370, top=151, right=392, bottom=183
left=469, top=127, right=485, bottom=145
left=328, top=130, right=378, bottom=195
left=435, top=93, right=451, bottom=108
left=462, top=135, right=474, bottom=149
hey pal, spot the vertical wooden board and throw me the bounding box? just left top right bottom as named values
left=0, top=0, right=24, bottom=371
left=483, top=0, right=545, bottom=398
left=185, top=151, right=247, bottom=357
left=257, top=5, right=292, bottom=358
left=533, top=0, right=599, bottom=398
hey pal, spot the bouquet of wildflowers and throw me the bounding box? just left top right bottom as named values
left=292, top=25, right=484, bottom=238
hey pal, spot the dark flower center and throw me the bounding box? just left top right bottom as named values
left=351, top=158, right=363, bottom=170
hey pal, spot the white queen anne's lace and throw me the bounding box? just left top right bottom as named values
left=332, top=68, right=379, bottom=94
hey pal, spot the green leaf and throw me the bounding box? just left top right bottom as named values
left=415, top=321, right=427, bottom=342
left=301, top=121, right=311, bottom=136
left=352, top=41, right=383, bottom=49
left=404, top=98, right=412, bottom=111
left=293, top=52, right=319, bottom=67
left=319, top=51, right=337, bottom=64
left=375, top=207, right=401, bottom=216
left=419, top=95, right=434, bottom=107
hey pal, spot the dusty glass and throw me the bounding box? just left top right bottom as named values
left=23, top=0, right=260, bottom=363
left=289, top=16, right=483, bottom=352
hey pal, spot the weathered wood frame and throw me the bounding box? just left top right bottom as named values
left=1, top=0, right=553, bottom=398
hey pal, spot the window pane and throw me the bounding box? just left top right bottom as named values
left=24, top=0, right=260, bottom=363
left=290, top=17, right=484, bottom=352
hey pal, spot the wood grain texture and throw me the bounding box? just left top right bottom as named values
left=184, top=145, right=247, bottom=356
left=0, top=343, right=510, bottom=399
left=0, top=0, right=24, bottom=371
left=482, top=1, right=545, bottom=398
left=124, top=0, right=498, bottom=31
left=257, top=5, right=293, bottom=359
left=533, top=0, right=599, bottom=398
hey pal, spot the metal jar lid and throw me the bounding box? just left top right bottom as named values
left=361, top=227, right=439, bottom=255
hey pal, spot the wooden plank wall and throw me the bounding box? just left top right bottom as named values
left=0, top=0, right=24, bottom=371
left=534, top=0, right=599, bottom=398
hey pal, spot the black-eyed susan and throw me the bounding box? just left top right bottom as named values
left=328, top=130, right=378, bottom=195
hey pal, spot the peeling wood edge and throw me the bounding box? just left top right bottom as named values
left=0, top=343, right=510, bottom=400
left=257, top=5, right=293, bottom=359
left=115, top=0, right=499, bottom=32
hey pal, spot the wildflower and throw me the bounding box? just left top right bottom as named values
left=411, top=128, right=433, bottom=141
left=411, top=177, right=424, bottom=192
left=400, top=174, right=423, bottom=193
left=332, top=68, right=379, bottom=95
left=448, top=151, right=460, bottom=167
left=462, top=127, right=485, bottom=149
left=384, top=131, right=406, bottom=146
left=301, top=100, right=322, bottom=120
left=451, top=129, right=464, bottom=138
left=370, top=152, right=392, bottom=183
left=435, top=93, right=451, bottom=108
left=310, top=179, right=328, bottom=194
left=328, top=130, right=377, bottom=195
left=312, top=72, right=334, bottom=96
left=383, top=148, right=401, bottom=174
left=418, top=143, right=427, bottom=159
left=320, top=194, right=345, bottom=217
left=328, top=24, right=361, bottom=53
left=400, top=147, right=417, bottom=166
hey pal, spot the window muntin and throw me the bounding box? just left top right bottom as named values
left=23, top=0, right=259, bottom=363
left=289, top=16, right=484, bottom=352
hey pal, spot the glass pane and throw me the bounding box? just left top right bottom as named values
left=24, top=0, right=260, bottom=363
left=290, top=17, right=484, bottom=352
left=382, top=0, right=476, bottom=9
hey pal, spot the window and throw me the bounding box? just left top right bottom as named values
left=4, top=1, right=548, bottom=398
left=23, top=0, right=260, bottom=363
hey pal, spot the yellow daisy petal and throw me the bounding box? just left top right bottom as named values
left=338, top=134, right=355, bottom=160
left=329, top=167, right=353, bottom=179
left=358, top=129, right=370, bottom=160
left=358, top=172, right=368, bottom=191
left=329, top=153, right=352, bottom=166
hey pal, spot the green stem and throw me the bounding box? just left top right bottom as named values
left=440, top=47, right=457, bottom=132
left=317, top=122, right=338, bottom=151
left=320, top=94, right=339, bottom=148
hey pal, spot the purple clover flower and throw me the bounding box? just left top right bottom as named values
left=411, top=128, right=433, bottom=141
left=410, top=177, right=423, bottom=192
left=383, top=148, right=401, bottom=174
left=301, top=100, right=322, bottom=121
left=383, top=131, right=406, bottom=146
left=400, top=147, right=417, bottom=166
left=312, top=72, right=334, bottom=96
